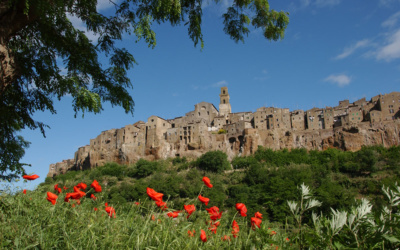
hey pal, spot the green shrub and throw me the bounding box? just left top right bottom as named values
left=130, top=159, right=159, bottom=178
left=172, top=156, right=187, bottom=165
left=217, top=128, right=227, bottom=134
left=196, top=151, right=230, bottom=173
left=231, top=156, right=258, bottom=169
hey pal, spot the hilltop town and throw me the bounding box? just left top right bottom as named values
left=48, top=87, right=400, bottom=177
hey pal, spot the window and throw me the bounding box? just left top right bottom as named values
left=163, top=123, right=165, bottom=126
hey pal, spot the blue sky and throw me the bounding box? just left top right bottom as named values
left=16, top=0, right=400, bottom=189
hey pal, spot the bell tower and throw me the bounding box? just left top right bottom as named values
left=219, top=87, right=231, bottom=116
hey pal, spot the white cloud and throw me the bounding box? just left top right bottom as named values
left=382, top=11, right=400, bottom=28
left=67, top=14, right=99, bottom=42
left=334, top=39, right=371, bottom=60
left=376, top=29, right=400, bottom=61
left=213, top=80, right=228, bottom=87
left=379, top=0, right=400, bottom=7
left=315, top=0, right=341, bottom=7
left=97, top=0, right=117, bottom=11
left=324, top=74, right=351, bottom=87
left=254, top=69, right=268, bottom=81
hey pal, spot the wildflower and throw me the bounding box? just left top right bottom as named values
left=151, top=215, right=156, bottom=221
left=270, top=231, right=277, bottom=236
left=188, top=230, right=196, bottom=237
left=105, top=206, right=116, bottom=218
left=167, top=211, right=180, bottom=218
left=155, top=201, right=168, bottom=211
left=134, top=202, right=140, bottom=206
left=200, top=229, right=207, bottom=242
left=286, top=238, right=290, bottom=242
left=198, top=195, right=210, bottom=206
left=75, top=183, right=87, bottom=190
left=202, top=176, right=213, bottom=188
left=235, top=203, right=247, bottom=217
left=54, top=184, right=59, bottom=191
left=251, top=217, right=262, bottom=230
left=63, top=186, right=68, bottom=190
left=46, top=192, right=58, bottom=205
left=105, top=202, right=108, bottom=206
left=208, top=221, right=220, bottom=234
left=91, top=194, right=96, bottom=200
left=255, top=211, right=263, bottom=219
left=206, top=206, right=222, bottom=221
left=22, top=174, right=39, bottom=180
left=232, top=220, right=239, bottom=238
left=94, top=207, right=98, bottom=211
left=146, top=187, right=164, bottom=202
left=184, top=204, right=196, bottom=218
left=57, top=187, right=62, bottom=194
left=72, top=204, right=76, bottom=208
left=221, top=235, right=231, bottom=241
left=23, top=189, right=26, bottom=194
left=90, top=180, right=102, bottom=192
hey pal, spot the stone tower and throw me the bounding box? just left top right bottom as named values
left=219, top=87, right=231, bottom=116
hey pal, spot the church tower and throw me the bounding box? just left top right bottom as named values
left=219, top=87, right=231, bottom=116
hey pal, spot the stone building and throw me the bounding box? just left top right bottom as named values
left=378, top=92, right=400, bottom=121
left=48, top=88, right=400, bottom=178
left=219, top=87, right=231, bottom=116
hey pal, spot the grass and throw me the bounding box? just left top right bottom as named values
left=0, top=184, right=291, bottom=249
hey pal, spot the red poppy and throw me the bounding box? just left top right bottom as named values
left=286, top=238, right=290, bottom=241
left=90, top=180, right=102, bottom=193
left=57, top=187, right=62, bottom=194
left=205, top=206, right=223, bottom=221
left=72, top=203, right=76, bottom=208
left=255, top=211, right=263, bottom=219
left=91, top=194, right=96, bottom=200
left=46, top=192, right=58, bottom=205
left=105, top=206, right=116, bottom=218
left=167, top=211, right=180, bottom=218
left=198, top=195, right=210, bottom=206
left=134, top=202, right=140, bottom=206
left=94, top=207, right=98, bottom=211
left=105, top=202, right=108, bottom=207
left=235, top=203, right=247, bottom=217
left=232, top=220, right=240, bottom=238
left=251, top=217, right=262, bottom=230
left=155, top=201, right=168, bottom=211
left=23, top=174, right=39, bottom=180
left=221, top=235, right=231, bottom=241
left=200, top=229, right=207, bottom=242
left=63, top=186, right=68, bottom=190
left=184, top=204, right=196, bottom=218
left=202, top=176, right=213, bottom=188
left=151, top=215, right=156, bottom=221
left=270, top=231, right=277, bottom=236
left=208, top=224, right=218, bottom=234
left=54, top=184, right=59, bottom=191
left=146, top=187, right=164, bottom=202
left=23, top=189, right=27, bottom=194
left=75, top=182, right=87, bottom=190
left=188, top=230, right=196, bottom=237
left=208, top=221, right=220, bottom=234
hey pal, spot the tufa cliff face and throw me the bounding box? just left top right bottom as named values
left=48, top=89, right=400, bottom=177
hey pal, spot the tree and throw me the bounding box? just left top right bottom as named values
left=0, top=0, right=289, bottom=180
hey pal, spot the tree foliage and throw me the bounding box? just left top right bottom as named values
left=0, top=0, right=289, bottom=180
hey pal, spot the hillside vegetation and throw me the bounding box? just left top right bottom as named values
left=1, top=145, right=400, bottom=248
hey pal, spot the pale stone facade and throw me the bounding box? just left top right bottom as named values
left=48, top=88, right=400, bottom=177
